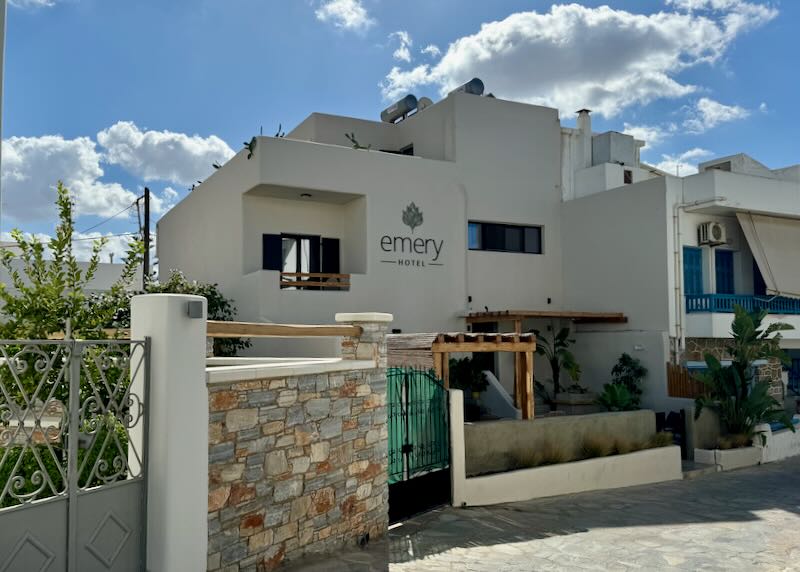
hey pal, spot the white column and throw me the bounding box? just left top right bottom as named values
left=449, top=389, right=467, bottom=507
left=131, top=294, right=208, bottom=572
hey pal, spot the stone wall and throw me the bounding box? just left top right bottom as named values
left=684, top=337, right=784, bottom=400
left=206, top=315, right=391, bottom=571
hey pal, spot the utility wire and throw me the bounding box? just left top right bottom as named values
left=71, top=232, right=139, bottom=242
left=80, top=201, right=137, bottom=234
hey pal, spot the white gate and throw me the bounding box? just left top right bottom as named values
left=0, top=339, right=149, bottom=571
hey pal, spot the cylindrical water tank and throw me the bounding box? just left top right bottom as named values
left=449, top=77, right=484, bottom=96
left=381, top=95, right=418, bottom=123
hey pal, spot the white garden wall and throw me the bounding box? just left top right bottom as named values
left=450, top=390, right=683, bottom=507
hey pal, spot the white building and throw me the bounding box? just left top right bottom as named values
left=158, top=85, right=800, bottom=412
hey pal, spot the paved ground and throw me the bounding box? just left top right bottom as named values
left=287, top=457, right=800, bottom=571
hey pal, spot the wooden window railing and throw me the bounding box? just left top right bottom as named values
left=279, top=272, right=350, bottom=291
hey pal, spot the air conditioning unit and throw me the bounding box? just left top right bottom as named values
left=698, top=221, right=727, bottom=246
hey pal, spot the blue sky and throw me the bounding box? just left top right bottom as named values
left=2, top=0, right=797, bottom=259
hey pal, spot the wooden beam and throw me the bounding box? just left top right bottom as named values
left=514, top=319, right=522, bottom=410
left=524, top=351, right=534, bottom=420
left=207, top=320, right=362, bottom=338
left=431, top=341, right=535, bottom=353
left=442, top=353, right=450, bottom=389
left=434, top=352, right=444, bottom=382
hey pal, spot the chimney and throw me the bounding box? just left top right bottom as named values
left=576, top=109, right=592, bottom=169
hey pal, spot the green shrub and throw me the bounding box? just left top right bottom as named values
left=611, top=353, right=647, bottom=407
left=597, top=383, right=636, bottom=412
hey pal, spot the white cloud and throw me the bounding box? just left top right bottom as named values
left=390, top=31, right=413, bottom=63
left=421, top=44, right=441, bottom=58
left=8, top=0, right=56, bottom=8
left=315, top=0, right=375, bottom=32
left=1, top=135, right=138, bottom=222
left=759, top=102, right=768, bottom=113
left=97, top=121, right=234, bottom=186
left=683, top=97, right=750, bottom=133
left=623, top=122, right=678, bottom=150
left=654, top=147, right=714, bottom=176
left=150, top=186, right=180, bottom=215
left=380, top=2, right=777, bottom=117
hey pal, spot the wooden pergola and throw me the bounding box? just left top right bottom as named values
left=387, top=332, right=537, bottom=419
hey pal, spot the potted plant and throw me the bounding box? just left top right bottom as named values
left=533, top=327, right=581, bottom=410
left=694, top=306, right=795, bottom=468
left=449, top=356, right=489, bottom=399
left=610, top=353, right=647, bottom=407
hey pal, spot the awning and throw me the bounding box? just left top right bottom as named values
left=737, top=213, right=800, bottom=300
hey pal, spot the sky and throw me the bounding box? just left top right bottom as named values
left=2, top=0, right=798, bottom=261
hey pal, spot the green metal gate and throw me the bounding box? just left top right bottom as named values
left=387, top=367, right=449, bottom=485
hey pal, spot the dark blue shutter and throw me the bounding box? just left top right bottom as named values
left=321, top=238, right=340, bottom=274
left=262, top=234, right=282, bottom=270
left=715, top=250, right=734, bottom=294
left=683, top=247, right=703, bottom=295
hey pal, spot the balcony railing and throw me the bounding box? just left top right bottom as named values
left=686, top=293, right=800, bottom=315
left=279, top=272, right=351, bottom=291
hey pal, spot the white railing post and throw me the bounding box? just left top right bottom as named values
left=131, top=294, right=208, bottom=572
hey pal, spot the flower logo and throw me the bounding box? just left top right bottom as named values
left=402, top=202, right=423, bottom=233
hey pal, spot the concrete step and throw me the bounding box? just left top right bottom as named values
left=682, top=460, right=719, bottom=480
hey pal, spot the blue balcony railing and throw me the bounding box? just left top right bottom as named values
left=686, top=294, right=800, bottom=315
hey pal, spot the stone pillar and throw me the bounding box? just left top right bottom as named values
left=336, top=313, right=392, bottom=368
left=131, top=294, right=208, bottom=572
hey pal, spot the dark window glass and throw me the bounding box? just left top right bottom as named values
left=524, top=227, right=542, bottom=254
left=753, top=259, right=767, bottom=296
left=468, top=222, right=542, bottom=254
left=482, top=224, right=506, bottom=251
left=624, top=170, right=633, bottom=184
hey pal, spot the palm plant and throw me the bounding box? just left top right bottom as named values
left=533, top=327, right=581, bottom=407
left=694, top=305, right=795, bottom=445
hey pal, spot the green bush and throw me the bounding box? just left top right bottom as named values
left=597, top=383, right=636, bottom=411
left=448, top=356, right=488, bottom=393
left=611, top=353, right=647, bottom=407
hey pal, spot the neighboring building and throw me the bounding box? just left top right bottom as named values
left=157, top=86, right=800, bottom=412
left=0, top=242, right=142, bottom=295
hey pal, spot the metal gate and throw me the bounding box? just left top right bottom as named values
left=0, top=339, right=149, bottom=572
left=387, top=367, right=449, bottom=521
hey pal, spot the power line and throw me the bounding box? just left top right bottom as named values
left=79, top=201, right=137, bottom=234
left=71, top=232, right=140, bottom=242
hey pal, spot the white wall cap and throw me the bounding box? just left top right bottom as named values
left=132, top=293, right=207, bottom=301
left=334, top=312, right=393, bottom=323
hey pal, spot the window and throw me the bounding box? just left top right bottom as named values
left=683, top=246, right=703, bottom=295
left=468, top=222, right=542, bottom=254
left=624, top=169, right=633, bottom=184
left=262, top=234, right=340, bottom=274
left=715, top=250, right=734, bottom=294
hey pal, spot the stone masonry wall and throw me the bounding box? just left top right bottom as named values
left=206, top=317, right=390, bottom=571
left=684, top=337, right=784, bottom=400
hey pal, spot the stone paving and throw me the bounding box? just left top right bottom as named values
left=283, top=457, right=800, bottom=571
